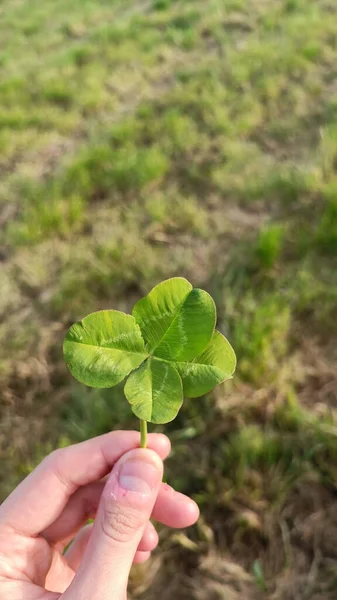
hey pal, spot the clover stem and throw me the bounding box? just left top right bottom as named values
left=140, top=419, right=148, bottom=448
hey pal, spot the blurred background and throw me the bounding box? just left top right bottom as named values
left=1, top=0, right=337, bottom=597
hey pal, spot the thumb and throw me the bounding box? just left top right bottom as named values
left=63, top=448, right=163, bottom=600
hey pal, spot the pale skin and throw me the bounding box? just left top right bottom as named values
left=0, top=431, right=199, bottom=600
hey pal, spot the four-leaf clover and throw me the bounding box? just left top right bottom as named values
left=63, top=278, right=236, bottom=428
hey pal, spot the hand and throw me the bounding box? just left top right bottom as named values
left=0, top=431, right=199, bottom=599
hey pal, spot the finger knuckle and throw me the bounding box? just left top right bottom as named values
left=43, top=448, right=73, bottom=492
left=45, top=447, right=63, bottom=467
left=102, top=504, right=144, bottom=543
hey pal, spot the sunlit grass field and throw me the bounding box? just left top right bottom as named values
left=1, top=0, right=337, bottom=597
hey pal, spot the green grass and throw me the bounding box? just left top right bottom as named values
left=255, top=224, right=285, bottom=268
left=1, top=0, right=337, bottom=598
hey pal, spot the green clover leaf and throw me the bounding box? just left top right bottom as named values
left=63, top=277, right=236, bottom=441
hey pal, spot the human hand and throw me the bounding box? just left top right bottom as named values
left=0, top=431, right=199, bottom=599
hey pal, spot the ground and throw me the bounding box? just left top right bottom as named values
left=1, top=0, right=337, bottom=597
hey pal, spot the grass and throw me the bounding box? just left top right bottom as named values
left=1, top=0, right=337, bottom=598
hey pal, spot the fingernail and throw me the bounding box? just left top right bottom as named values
left=119, top=459, right=160, bottom=495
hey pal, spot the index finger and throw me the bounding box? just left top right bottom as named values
left=0, top=431, right=170, bottom=537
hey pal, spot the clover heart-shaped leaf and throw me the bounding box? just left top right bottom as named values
left=132, top=277, right=216, bottom=362
left=124, top=358, right=183, bottom=424
left=63, top=310, right=148, bottom=388
left=175, top=330, right=237, bottom=398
